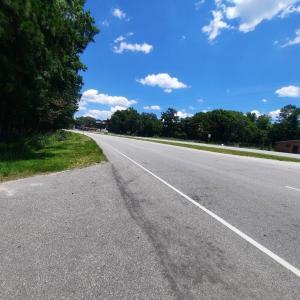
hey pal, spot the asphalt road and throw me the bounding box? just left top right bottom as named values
left=1, top=132, right=300, bottom=299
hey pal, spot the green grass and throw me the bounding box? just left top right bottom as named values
left=0, top=130, right=106, bottom=182
left=120, top=136, right=300, bottom=163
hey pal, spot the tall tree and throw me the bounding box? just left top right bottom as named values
left=161, top=108, right=179, bottom=137
left=139, top=113, right=162, bottom=137
left=108, top=108, right=141, bottom=135
left=0, top=0, right=98, bottom=137
left=270, top=105, right=300, bottom=141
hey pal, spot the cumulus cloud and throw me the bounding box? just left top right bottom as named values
left=112, top=8, right=126, bottom=19
left=276, top=85, right=300, bottom=97
left=281, top=28, right=300, bottom=47
left=137, top=73, right=187, bottom=93
left=84, top=106, right=127, bottom=120
left=251, top=110, right=261, bottom=117
left=268, top=109, right=281, bottom=120
left=143, top=105, right=161, bottom=110
left=225, top=0, right=299, bottom=32
left=78, top=100, right=87, bottom=111
left=113, top=34, right=153, bottom=54
left=262, top=98, right=268, bottom=103
left=202, top=0, right=300, bottom=41
left=81, top=89, right=137, bottom=107
left=84, top=109, right=111, bottom=120
left=176, top=110, right=193, bottom=118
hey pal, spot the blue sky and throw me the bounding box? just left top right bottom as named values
left=77, top=0, right=300, bottom=120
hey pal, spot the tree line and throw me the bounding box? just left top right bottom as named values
left=0, top=0, right=98, bottom=139
left=100, top=105, right=299, bottom=147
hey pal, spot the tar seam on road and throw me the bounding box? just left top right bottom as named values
left=111, top=147, right=300, bottom=278
left=285, top=186, right=300, bottom=192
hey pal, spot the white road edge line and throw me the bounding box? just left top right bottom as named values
left=285, top=186, right=300, bottom=192
left=112, top=147, right=300, bottom=278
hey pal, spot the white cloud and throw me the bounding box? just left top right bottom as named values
left=113, top=34, right=153, bottom=54
left=268, top=109, right=281, bottom=120
left=279, top=2, right=300, bottom=16
left=262, top=98, right=268, bottom=103
left=81, top=89, right=137, bottom=107
left=202, top=0, right=300, bottom=41
left=143, top=105, right=161, bottom=110
left=176, top=111, right=193, bottom=118
left=78, top=100, right=87, bottom=111
left=112, top=8, right=126, bottom=20
left=281, top=28, right=300, bottom=47
left=276, top=85, right=300, bottom=97
left=84, top=106, right=127, bottom=120
left=84, top=109, right=111, bottom=120
left=251, top=110, right=261, bottom=117
left=113, top=41, right=153, bottom=54
left=197, top=98, right=204, bottom=103
left=137, top=73, right=187, bottom=93
left=226, top=0, right=299, bottom=32
left=202, top=10, right=231, bottom=41
left=111, top=105, right=127, bottom=113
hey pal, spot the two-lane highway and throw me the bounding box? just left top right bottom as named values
left=85, top=132, right=300, bottom=299
left=1, top=132, right=299, bottom=299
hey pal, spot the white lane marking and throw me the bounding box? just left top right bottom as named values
left=285, top=186, right=300, bottom=192
left=112, top=147, right=300, bottom=278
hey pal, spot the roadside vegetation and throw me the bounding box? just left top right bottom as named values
left=77, top=105, right=300, bottom=150
left=0, top=1, right=104, bottom=181
left=0, top=131, right=106, bottom=182
left=0, top=0, right=98, bottom=138
left=111, top=106, right=299, bottom=147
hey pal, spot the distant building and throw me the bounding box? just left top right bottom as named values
left=274, top=140, right=300, bottom=154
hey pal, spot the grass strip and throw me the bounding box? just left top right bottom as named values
left=0, top=130, right=106, bottom=182
left=121, top=136, right=300, bottom=163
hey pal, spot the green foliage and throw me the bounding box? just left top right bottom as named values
left=108, top=108, right=162, bottom=136
left=108, top=105, right=300, bottom=148
left=0, top=0, right=98, bottom=137
left=139, top=113, right=162, bottom=137
left=0, top=131, right=106, bottom=181
left=270, top=105, right=300, bottom=142
left=75, top=116, right=97, bottom=128
left=161, top=108, right=180, bottom=137
left=108, top=108, right=139, bottom=135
